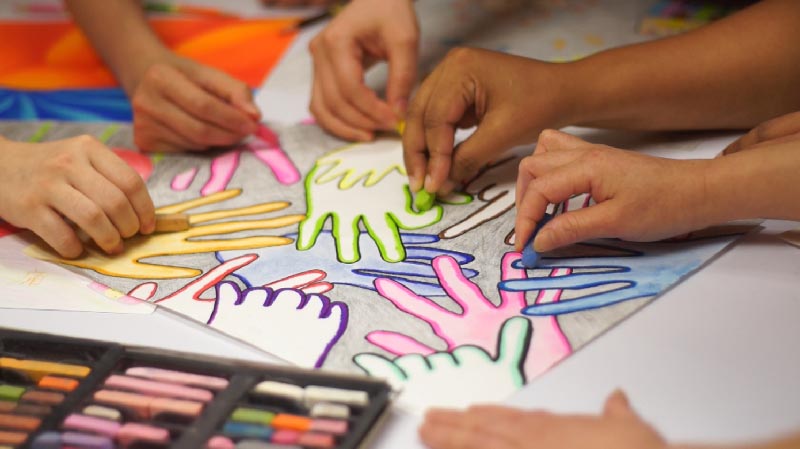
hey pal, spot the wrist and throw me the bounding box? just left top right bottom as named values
left=116, top=44, right=175, bottom=96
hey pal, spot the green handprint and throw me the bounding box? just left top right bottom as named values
left=26, top=189, right=304, bottom=279
left=298, top=138, right=444, bottom=263
left=354, top=317, right=531, bottom=415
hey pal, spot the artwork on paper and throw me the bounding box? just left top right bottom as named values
left=0, top=17, right=296, bottom=120
left=0, top=121, right=748, bottom=414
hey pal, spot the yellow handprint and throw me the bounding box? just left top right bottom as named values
left=25, top=189, right=304, bottom=279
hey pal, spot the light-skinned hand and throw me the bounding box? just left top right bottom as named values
left=722, top=110, right=800, bottom=155
left=127, top=52, right=261, bottom=152
left=0, top=135, right=155, bottom=258
left=309, top=0, right=418, bottom=141
left=403, top=48, right=570, bottom=195
left=419, top=390, right=667, bottom=449
left=515, top=130, right=716, bottom=253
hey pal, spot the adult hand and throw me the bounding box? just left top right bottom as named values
left=309, top=0, right=418, bottom=141
left=0, top=135, right=154, bottom=258
left=128, top=52, right=261, bottom=152
left=722, top=110, right=800, bottom=155
left=515, top=130, right=715, bottom=253
left=419, top=390, right=667, bottom=449
left=403, top=48, right=569, bottom=195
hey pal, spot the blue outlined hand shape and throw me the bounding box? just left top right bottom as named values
left=218, top=231, right=477, bottom=297
left=500, top=231, right=743, bottom=316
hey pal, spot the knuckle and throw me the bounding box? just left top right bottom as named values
left=452, top=155, right=481, bottom=180
left=81, top=205, right=106, bottom=228
left=117, top=171, right=146, bottom=196
left=444, top=47, right=476, bottom=64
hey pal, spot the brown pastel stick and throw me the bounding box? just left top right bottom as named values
left=153, top=213, right=191, bottom=233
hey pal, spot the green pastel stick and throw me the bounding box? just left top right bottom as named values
left=414, top=190, right=435, bottom=212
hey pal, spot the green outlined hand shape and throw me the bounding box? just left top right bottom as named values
left=298, top=138, right=443, bottom=263
left=26, top=189, right=304, bottom=279
left=354, top=316, right=531, bottom=415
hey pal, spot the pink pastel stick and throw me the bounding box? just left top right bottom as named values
left=117, top=423, right=170, bottom=445
left=104, top=375, right=213, bottom=402
left=206, top=435, right=234, bottom=449
left=63, top=414, right=120, bottom=437
left=298, top=432, right=335, bottom=449
left=124, top=367, right=228, bottom=390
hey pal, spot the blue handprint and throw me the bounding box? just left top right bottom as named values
left=500, top=231, right=744, bottom=316
left=217, top=231, right=477, bottom=297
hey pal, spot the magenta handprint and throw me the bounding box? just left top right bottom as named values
left=366, top=253, right=572, bottom=379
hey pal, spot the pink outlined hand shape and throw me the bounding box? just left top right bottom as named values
left=171, top=124, right=300, bottom=194
left=367, top=252, right=572, bottom=379
left=128, top=254, right=333, bottom=323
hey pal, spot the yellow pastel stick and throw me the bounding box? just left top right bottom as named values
left=0, top=357, right=91, bottom=381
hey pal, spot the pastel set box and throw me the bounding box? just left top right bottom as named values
left=0, top=329, right=392, bottom=449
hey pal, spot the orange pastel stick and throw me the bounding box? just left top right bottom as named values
left=38, top=376, right=79, bottom=392
left=0, top=413, right=41, bottom=431
left=0, top=430, right=27, bottom=445
left=271, top=414, right=312, bottom=432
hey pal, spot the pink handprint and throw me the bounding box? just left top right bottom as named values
left=367, top=253, right=572, bottom=379
left=171, top=124, right=300, bottom=195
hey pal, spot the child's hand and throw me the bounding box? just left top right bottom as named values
left=419, top=390, right=668, bottom=449
left=0, top=135, right=155, bottom=258
left=309, top=0, right=417, bottom=141
left=403, top=48, right=569, bottom=195
left=128, top=54, right=260, bottom=152
left=515, top=131, right=714, bottom=253
left=722, top=110, right=800, bottom=155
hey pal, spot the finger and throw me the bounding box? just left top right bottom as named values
left=191, top=64, right=261, bottom=120
left=134, top=116, right=203, bottom=153
left=403, top=65, right=442, bottom=192
left=515, top=155, right=593, bottom=249
left=71, top=170, right=140, bottom=239
left=723, top=110, right=800, bottom=155
left=496, top=317, right=532, bottom=370
left=723, top=130, right=800, bottom=156
left=327, top=39, right=396, bottom=128
left=310, top=57, right=374, bottom=141
left=90, top=149, right=156, bottom=235
left=373, top=277, right=450, bottom=327
left=535, top=129, right=589, bottom=154
left=535, top=202, right=622, bottom=252
left=27, top=207, right=83, bottom=259
left=366, top=331, right=437, bottom=357
left=603, top=389, right=636, bottom=419
left=432, top=255, right=493, bottom=309
left=143, top=92, right=243, bottom=149
left=384, top=27, right=418, bottom=116
left=317, top=50, right=382, bottom=134
left=52, top=186, right=123, bottom=255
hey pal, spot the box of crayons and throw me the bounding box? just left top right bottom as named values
left=0, top=329, right=392, bottom=449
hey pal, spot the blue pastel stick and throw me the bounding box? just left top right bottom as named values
left=520, top=213, right=553, bottom=268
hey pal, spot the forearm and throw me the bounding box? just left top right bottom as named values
left=65, top=0, right=170, bottom=94
left=561, top=0, right=800, bottom=131
left=704, top=139, right=800, bottom=223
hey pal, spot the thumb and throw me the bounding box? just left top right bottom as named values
left=385, top=29, right=418, bottom=117
left=534, top=202, right=619, bottom=252
left=603, top=389, right=636, bottom=419
left=193, top=64, right=261, bottom=120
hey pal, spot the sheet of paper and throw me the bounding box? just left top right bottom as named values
left=781, top=228, right=800, bottom=249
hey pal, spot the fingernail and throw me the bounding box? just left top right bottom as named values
left=409, top=175, right=422, bottom=193
left=393, top=99, right=408, bottom=118
left=423, top=174, right=434, bottom=193
left=533, top=229, right=552, bottom=252
left=110, top=242, right=125, bottom=255
left=141, top=221, right=155, bottom=235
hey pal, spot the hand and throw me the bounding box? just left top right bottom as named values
left=440, top=156, right=519, bottom=242
left=0, top=135, right=155, bottom=258
left=403, top=48, right=568, bottom=194
left=208, top=281, right=348, bottom=367
left=25, top=189, right=304, bottom=279
left=298, top=138, right=443, bottom=263
left=128, top=52, right=260, bottom=152
left=366, top=253, right=571, bottom=380
left=171, top=125, right=301, bottom=195
left=515, top=130, right=716, bottom=253
left=309, top=0, right=417, bottom=141
left=419, top=390, right=667, bottom=449
left=218, top=232, right=478, bottom=298
left=722, top=110, right=800, bottom=155
left=354, top=317, right=531, bottom=415
left=501, top=229, right=745, bottom=316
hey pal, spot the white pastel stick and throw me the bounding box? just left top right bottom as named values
left=82, top=405, right=122, bottom=422
left=309, top=402, right=350, bottom=420
left=252, top=381, right=304, bottom=402
left=304, top=386, right=369, bottom=408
